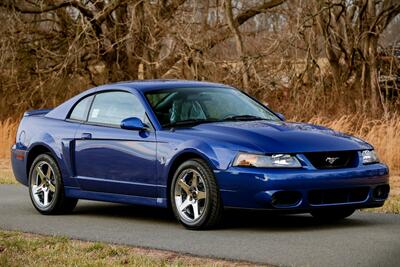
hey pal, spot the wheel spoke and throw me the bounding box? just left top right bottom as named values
left=43, top=190, right=50, bottom=206
left=48, top=182, right=56, bottom=192
left=179, top=197, right=191, bottom=212
left=191, top=173, right=198, bottom=188
left=192, top=201, right=200, bottom=220
left=32, top=185, right=43, bottom=195
left=46, top=165, right=52, bottom=178
left=178, top=179, right=190, bottom=194
left=36, top=166, right=46, bottom=182
left=197, top=190, right=206, bottom=200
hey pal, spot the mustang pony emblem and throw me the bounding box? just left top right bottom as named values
left=326, top=157, right=340, bottom=164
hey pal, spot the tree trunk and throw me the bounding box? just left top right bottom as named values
left=364, top=1, right=382, bottom=114
left=224, top=0, right=250, bottom=91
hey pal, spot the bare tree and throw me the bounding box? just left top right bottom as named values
left=1, top=0, right=398, bottom=120
left=305, top=0, right=400, bottom=112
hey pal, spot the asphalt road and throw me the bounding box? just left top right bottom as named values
left=0, top=185, right=399, bottom=267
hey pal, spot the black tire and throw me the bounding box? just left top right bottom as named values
left=170, top=159, right=223, bottom=230
left=310, top=207, right=355, bottom=222
left=28, top=154, right=78, bottom=215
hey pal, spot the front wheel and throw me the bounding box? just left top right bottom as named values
left=171, top=159, right=223, bottom=230
left=29, top=154, right=78, bottom=215
left=310, top=207, right=355, bottom=222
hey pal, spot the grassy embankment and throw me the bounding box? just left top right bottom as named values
left=0, top=230, right=258, bottom=267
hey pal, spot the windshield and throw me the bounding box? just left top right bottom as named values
left=145, top=87, right=279, bottom=127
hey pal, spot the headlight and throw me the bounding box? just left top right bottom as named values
left=233, top=153, right=302, bottom=168
left=362, top=150, right=379, bottom=164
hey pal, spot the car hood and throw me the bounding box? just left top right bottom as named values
left=182, top=120, right=372, bottom=153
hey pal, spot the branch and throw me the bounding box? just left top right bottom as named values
left=160, top=0, right=186, bottom=21
left=236, top=0, right=286, bottom=25
left=206, top=0, right=286, bottom=50
left=96, top=0, right=130, bottom=25
left=0, top=0, right=95, bottom=23
left=159, top=0, right=286, bottom=77
left=1, top=1, right=106, bottom=35
left=371, top=3, right=400, bottom=33
left=0, top=0, right=74, bottom=13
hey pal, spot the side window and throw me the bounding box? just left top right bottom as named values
left=69, top=96, right=93, bottom=121
left=88, top=91, right=146, bottom=126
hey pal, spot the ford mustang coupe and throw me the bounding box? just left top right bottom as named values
left=11, top=80, right=389, bottom=229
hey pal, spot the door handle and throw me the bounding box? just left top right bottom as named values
left=81, top=133, right=92, bottom=140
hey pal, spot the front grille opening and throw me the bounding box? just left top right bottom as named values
left=373, top=185, right=390, bottom=200
left=304, top=151, right=358, bottom=169
left=308, top=187, right=369, bottom=205
left=271, top=191, right=302, bottom=207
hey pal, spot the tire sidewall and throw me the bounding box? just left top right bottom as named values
left=170, top=159, right=215, bottom=228
left=28, top=154, right=62, bottom=214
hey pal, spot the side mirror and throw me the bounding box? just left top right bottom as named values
left=275, top=112, right=286, bottom=121
left=120, top=117, right=148, bottom=131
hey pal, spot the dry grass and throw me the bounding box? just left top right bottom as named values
left=0, top=159, right=15, bottom=184
left=0, top=119, right=17, bottom=159
left=0, top=119, right=17, bottom=184
left=0, top=230, right=260, bottom=267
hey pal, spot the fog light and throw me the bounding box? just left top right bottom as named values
left=271, top=191, right=302, bottom=207
left=373, top=185, right=390, bottom=200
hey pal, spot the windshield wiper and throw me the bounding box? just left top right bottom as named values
left=162, top=118, right=219, bottom=128
left=221, top=115, right=267, bottom=121
left=162, top=115, right=267, bottom=128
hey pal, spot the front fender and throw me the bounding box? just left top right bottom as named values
left=173, top=139, right=220, bottom=168
left=161, top=139, right=236, bottom=181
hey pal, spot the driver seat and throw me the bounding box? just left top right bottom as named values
left=169, top=100, right=206, bottom=123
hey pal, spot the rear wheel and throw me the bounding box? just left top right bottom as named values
left=171, top=159, right=223, bottom=230
left=310, top=207, right=355, bottom=222
left=29, top=154, right=78, bottom=214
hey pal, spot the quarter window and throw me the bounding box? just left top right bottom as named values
left=69, top=96, right=93, bottom=121
left=88, top=91, right=146, bottom=126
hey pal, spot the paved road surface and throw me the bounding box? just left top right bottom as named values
left=0, top=185, right=399, bottom=267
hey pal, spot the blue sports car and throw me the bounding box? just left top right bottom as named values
left=11, top=80, right=390, bottom=229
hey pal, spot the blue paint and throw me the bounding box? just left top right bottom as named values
left=11, top=80, right=390, bottom=212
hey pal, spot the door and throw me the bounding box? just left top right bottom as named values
left=73, top=91, right=158, bottom=197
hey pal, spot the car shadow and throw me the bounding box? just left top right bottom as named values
left=73, top=201, right=175, bottom=222
left=220, top=209, right=372, bottom=231
left=72, top=201, right=374, bottom=232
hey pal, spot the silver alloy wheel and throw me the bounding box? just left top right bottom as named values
left=30, top=161, right=56, bottom=208
left=174, top=168, right=207, bottom=222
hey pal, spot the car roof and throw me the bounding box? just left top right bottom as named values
left=114, top=79, right=233, bottom=92
left=45, top=80, right=235, bottom=120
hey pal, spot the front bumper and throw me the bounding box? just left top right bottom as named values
left=215, top=163, right=389, bottom=211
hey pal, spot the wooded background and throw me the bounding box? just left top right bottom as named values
left=0, top=0, right=399, bottom=120
left=1, top=0, right=399, bottom=209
